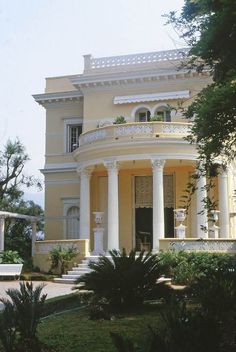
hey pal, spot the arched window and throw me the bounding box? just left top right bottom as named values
left=153, top=106, right=171, bottom=122
left=135, top=107, right=151, bottom=122
left=66, top=206, right=80, bottom=239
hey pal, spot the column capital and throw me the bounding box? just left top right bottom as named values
left=103, top=159, right=119, bottom=173
left=151, top=159, right=165, bottom=170
left=77, top=166, right=94, bottom=178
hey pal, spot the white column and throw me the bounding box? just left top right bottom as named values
left=218, top=169, right=229, bottom=238
left=0, top=217, right=5, bottom=251
left=78, top=167, right=93, bottom=240
left=196, top=171, right=208, bottom=238
left=31, top=221, right=37, bottom=257
left=104, top=160, right=119, bottom=250
left=151, top=159, right=165, bottom=251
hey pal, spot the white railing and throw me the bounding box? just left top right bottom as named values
left=160, top=239, right=236, bottom=252
left=84, top=48, right=189, bottom=70
left=79, top=122, right=192, bottom=147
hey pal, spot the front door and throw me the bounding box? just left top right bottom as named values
left=134, top=175, right=174, bottom=250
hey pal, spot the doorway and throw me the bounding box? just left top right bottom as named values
left=134, top=174, right=174, bottom=250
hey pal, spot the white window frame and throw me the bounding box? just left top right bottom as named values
left=63, top=118, right=83, bottom=153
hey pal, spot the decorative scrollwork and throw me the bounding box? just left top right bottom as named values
left=115, top=124, right=153, bottom=137
left=162, top=124, right=191, bottom=134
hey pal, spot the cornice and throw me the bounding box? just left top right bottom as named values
left=33, top=91, right=83, bottom=108
left=71, top=70, right=210, bottom=92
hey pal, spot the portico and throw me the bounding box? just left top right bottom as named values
left=75, top=153, right=231, bottom=253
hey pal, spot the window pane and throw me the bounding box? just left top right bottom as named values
left=68, top=125, right=82, bottom=152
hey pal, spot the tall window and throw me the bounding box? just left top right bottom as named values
left=68, top=124, right=82, bottom=152
left=66, top=206, right=80, bottom=239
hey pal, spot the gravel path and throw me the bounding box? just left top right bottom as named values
left=0, top=280, right=75, bottom=310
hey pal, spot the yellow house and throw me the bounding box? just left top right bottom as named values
left=33, top=48, right=236, bottom=271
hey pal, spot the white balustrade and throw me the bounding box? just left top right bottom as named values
left=79, top=122, right=192, bottom=147
left=84, top=48, right=189, bottom=70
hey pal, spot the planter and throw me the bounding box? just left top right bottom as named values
left=0, top=264, right=23, bottom=278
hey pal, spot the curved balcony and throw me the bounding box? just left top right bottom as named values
left=79, top=121, right=192, bottom=147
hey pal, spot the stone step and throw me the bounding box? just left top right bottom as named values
left=71, top=267, right=92, bottom=272
left=54, top=278, right=76, bottom=284
left=61, top=274, right=82, bottom=280
left=55, top=254, right=112, bottom=284
left=67, top=270, right=91, bottom=275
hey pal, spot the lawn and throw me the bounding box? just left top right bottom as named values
left=38, top=305, right=163, bottom=352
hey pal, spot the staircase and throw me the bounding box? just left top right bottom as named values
left=54, top=255, right=100, bottom=284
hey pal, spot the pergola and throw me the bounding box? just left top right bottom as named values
left=0, top=211, right=40, bottom=256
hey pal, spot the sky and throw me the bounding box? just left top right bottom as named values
left=0, top=0, right=185, bottom=208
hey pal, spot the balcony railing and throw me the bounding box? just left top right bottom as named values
left=79, top=122, right=192, bottom=147
left=83, top=48, right=189, bottom=71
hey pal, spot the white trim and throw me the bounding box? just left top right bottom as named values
left=114, top=91, right=190, bottom=105
left=63, top=119, right=83, bottom=153
left=33, top=91, right=83, bottom=107
left=131, top=104, right=151, bottom=119
left=41, top=162, right=77, bottom=174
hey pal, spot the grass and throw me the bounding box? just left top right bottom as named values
left=38, top=304, right=163, bottom=352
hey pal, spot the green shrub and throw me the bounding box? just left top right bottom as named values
left=157, top=250, right=236, bottom=285
left=0, top=250, right=24, bottom=264
left=76, top=249, right=161, bottom=310
left=189, top=269, right=236, bottom=319
left=113, top=116, right=126, bottom=124
left=43, top=293, right=81, bottom=317
left=49, top=245, right=78, bottom=275
left=149, top=114, right=163, bottom=122
left=0, top=282, right=47, bottom=352
left=111, top=299, right=221, bottom=352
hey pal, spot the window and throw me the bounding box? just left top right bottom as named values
left=154, top=108, right=171, bottom=122
left=67, top=124, right=82, bottom=152
left=136, top=108, right=151, bottom=122
left=67, top=206, right=80, bottom=239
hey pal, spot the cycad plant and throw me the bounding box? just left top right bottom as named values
left=49, top=245, right=78, bottom=275
left=76, top=249, right=161, bottom=309
left=0, top=281, right=47, bottom=352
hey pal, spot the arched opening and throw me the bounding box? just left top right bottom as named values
left=153, top=106, right=171, bottom=122
left=66, top=206, right=80, bottom=239
left=135, top=107, right=151, bottom=122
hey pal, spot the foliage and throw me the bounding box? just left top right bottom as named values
left=49, top=245, right=78, bottom=275
left=165, top=0, right=236, bottom=164
left=0, top=139, right=42, bottom=206
left=0, top=281, right=47, bottom=352
left=113, top=116, right=126, bottom=124
left=76, top=249, right=161, bottom=310
left=189, top=269, right=236, bottom=319
left=83, top=294, right=112, bottom=320
left=43, top=293, right=81, bottom=317
left=111, top=299, right=221, bottom=352
left=0, top=139, right=43, bottom=262
left=157, top=250, right=236, bottom=285
left=149, top=115, right=163, bottom=122
left=0, top=250, right=23, bottom=264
